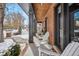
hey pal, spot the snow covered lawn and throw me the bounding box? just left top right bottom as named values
left=0, top=39, right=16, bottom=56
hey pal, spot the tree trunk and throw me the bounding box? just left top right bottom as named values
left=0, top=4, right=5, bottom=42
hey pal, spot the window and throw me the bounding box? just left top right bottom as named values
left=73, top=10, right=79, bottom=37
left=69, top=4, right=79, bottom=41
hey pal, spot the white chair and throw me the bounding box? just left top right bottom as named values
left=33, top=36, right=41, bottom=56
left=39, top=41, right=79, bottom=56
left=36, top=32, right=49, bottom=44
left=35, top=33, right=79, bottom=56
left=41, top=32, right=49, bottom=44
left=33, top=36, right=40, bottom=47
left=34, top=32, right=51, bottom=56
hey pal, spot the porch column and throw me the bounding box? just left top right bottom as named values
left=0, top=4, right=5, bottom=42
left=29, top=4, right=33, bottom=43
left=29, top=4, right=37, bottom=43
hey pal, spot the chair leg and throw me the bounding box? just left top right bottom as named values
left=38, top=47, right=41, bottom=56
left=41, top=52, right=43, bottom=56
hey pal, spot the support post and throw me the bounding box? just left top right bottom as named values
left=0, top=4, right=5, bottom=43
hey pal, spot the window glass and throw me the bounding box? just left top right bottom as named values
left=4, top=3, right=29, bottom=39
left=74, top=11, right=79, bottom=37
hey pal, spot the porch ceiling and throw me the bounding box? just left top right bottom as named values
left=18, top=3, right=57, bottom=22
left=32, top=3, right=52, bottom=22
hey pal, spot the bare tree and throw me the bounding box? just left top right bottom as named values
left=4, top=12, right=24, bottom=29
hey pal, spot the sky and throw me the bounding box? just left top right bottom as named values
left=5, top=3, right=29, bottom=25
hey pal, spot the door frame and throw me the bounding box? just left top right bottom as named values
left=54, top=4, right=63, bottom=51
left=54, top=4, right=71, bottom=51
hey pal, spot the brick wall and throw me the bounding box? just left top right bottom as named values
left=43, top=4, right=55, bottom=46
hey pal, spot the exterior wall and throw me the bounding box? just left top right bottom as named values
left=43, top=4, right=55, bottom=46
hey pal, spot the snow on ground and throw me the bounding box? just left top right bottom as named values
left=11, top=29, right=29, bottom=44
left=0, top=29, right=29, bottom=55
left=12, top=34, right=29, bottom=40
left=3, top=29, right=29, bottom=39
left=12, top=29, right=29, bottom=40
left=2, top=29, right=30, bottom=55
left=22, top=29, right=29, bottom=35
left=0, top=39, right=16, bottom=55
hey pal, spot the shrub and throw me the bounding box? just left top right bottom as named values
left=4, top=44, right=20, bottom=56
left=10, top=44, right=20, bottom=56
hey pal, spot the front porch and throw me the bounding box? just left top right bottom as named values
left=0, top=3, right=79, bottom=56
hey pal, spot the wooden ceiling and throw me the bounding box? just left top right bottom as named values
left=32, top=3, right=52, bottom=22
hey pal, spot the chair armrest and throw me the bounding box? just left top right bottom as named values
left=40, top=47, right=60, bottom=56
left=36, top=33, right=43, bottom=39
